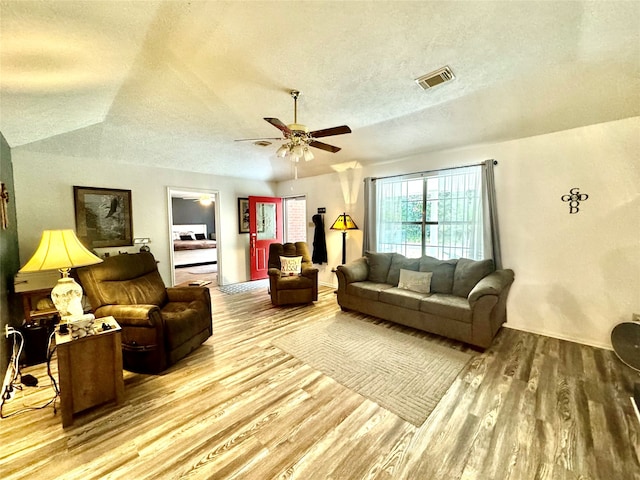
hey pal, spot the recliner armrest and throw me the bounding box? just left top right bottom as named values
left=94, top=304, right=161, bottom=328
left=268, top=268, right=282, bottom=278
left=167, top=286, right=211, bottom=304
left=468, top=269, right=515, bottom=305
left=300, top=267, right=319, bottom=279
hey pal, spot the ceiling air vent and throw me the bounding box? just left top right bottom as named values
left=415, top=66, right=455, bottom=90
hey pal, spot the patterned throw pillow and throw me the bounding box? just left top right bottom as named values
left=280, top=256, right=303, bottom=276
left=398, top=269, right=433, bottom=294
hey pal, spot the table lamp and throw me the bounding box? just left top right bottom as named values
left=19, top=230, right=103, bottom=331
left=330, top=212, right=358, bottom=264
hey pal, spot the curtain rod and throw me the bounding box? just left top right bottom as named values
left=365, top=159, right=498, bottom=182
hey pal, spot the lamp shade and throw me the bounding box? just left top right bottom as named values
left=19, top=229, right=103, bottom=273
left=330, top=213, right=358, bottom=231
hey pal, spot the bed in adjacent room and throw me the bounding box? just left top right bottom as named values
left=172, top=224, right=217, bottom=267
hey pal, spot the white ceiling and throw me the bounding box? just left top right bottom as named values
left=1, top=1, right=638, bottom=182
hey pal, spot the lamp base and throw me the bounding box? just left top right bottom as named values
left=51, top=277, right=84, bottom=318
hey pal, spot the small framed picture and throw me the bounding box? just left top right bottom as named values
left=238, top=197, right=250, bottom=234
left=74, top=186, right=133, bottom=247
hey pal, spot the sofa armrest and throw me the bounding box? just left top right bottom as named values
left=167, top=286, right=211, bottom=304
left=468, top=269, right=515, bottom=305
left=336, top=257, right=369, bottom=284
left=94, top=304, right=162, bottom=328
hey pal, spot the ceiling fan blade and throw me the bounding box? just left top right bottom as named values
left=234, top=137, right=283, bottom=142
left=310, top=125, right=351, bottom=138
left=309, top=140, right=341, bottom=153
left=264, top=117, right=292, bottom=135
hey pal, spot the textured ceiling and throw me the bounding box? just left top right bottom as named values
left=1, top=1, right=638, bottom=181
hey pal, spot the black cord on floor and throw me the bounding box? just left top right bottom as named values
left=0, top=330, right=60, bottom=419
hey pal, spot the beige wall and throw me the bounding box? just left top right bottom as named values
left=277, top=117, right=640, bottom=349
left=11, top=151, right=275, bottom=286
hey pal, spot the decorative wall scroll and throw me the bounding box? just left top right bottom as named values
left=561, top=187, right=589, bottom=214
left=1, top=183, right=8, bottom=229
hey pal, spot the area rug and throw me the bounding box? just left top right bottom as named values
left=219, top=279, right=269, bottom=295
left=273, top=314, right=474, bottom=426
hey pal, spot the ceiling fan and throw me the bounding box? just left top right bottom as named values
left=236, top=90, right=351, bottom=162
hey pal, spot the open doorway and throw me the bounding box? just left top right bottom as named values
left=167, top=187, right=221, bottom=287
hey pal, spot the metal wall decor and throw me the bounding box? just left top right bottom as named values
left=561, top=187, right=589, bottom=214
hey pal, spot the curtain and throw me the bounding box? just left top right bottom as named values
left=483, top=159, right=502, bottom=269
left=363, top=177, right=376, bottom=254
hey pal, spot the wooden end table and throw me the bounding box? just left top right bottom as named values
left=55, top=316, right=124, bottom=427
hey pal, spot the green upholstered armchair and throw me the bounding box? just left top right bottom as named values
left=76, top=252, right=212, bottom=373
left=267, top=242, right=318, bottom=306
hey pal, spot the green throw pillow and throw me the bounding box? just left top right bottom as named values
left=452, top=258, right=495, bottom=297
left=365, top=251, right=395, bottom=283
left=386, top=254, right=421, bottom=286
left=419, top=256, right=458, bottom=294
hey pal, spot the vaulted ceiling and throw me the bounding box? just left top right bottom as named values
left=1, top=1, right=638, bottom=181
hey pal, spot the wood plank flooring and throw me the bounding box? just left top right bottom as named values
left=1, top=284, right=638, bottom=479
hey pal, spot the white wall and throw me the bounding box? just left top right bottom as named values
left=277, top=117, right=640, bottom=349
left=12, top=151, right=275, bottom=286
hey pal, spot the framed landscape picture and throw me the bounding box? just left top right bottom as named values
left=74, top=186, right=133, bottom=248
left=238, top=197, right=250, bottom=234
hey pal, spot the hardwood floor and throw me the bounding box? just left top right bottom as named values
left=1, top=285, right=639, bottom=479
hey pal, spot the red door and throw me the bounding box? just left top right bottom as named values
left=249, top=196, right=283, bottom=280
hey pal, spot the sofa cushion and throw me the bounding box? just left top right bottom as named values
left=452, top=258, right=495, bottom=298
left=365, top=251, right=395, bottom=283
left=379, top=287, right=429, bottom=310
left=386, top=254, right=421, bottom=286
left=275, top=274, right=315, bottom=289
left=419, top=256, right=458, bottom=294
left=346, top=281, right=394, bottom=301
left=419, top=294, right=472, bottom=323
left=398, top=269, right=432, bottom=294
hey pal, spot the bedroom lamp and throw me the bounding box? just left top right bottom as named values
left=19, top=230, right=102, bottom=326
left=330, top=212, right=358, bottom=264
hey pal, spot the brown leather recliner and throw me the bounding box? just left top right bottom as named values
left=76, top=252, right=212, bottom=373
left=268, top=242, right=318, bottom=306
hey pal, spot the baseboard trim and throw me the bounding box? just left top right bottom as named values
left=504, top=323, right=612, bottom=351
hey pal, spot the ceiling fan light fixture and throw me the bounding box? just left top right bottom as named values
left=303, top=147, right=314, bottom=162
left=292, top=144, right=305, bottom=157
left=276, top=144, right=289, bottom=158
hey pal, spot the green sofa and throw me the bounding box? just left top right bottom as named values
left=335, top=252, right=514, bottom=348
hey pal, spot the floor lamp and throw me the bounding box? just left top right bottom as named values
left=330, top=212, right=358, bottom=264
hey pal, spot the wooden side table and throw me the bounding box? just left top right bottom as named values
left=55, top=316, right=124, bottom=427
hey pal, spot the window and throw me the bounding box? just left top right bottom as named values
left=375, top=165, right=483, bottom=260
left=283, top=195, right=307, bottom=243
